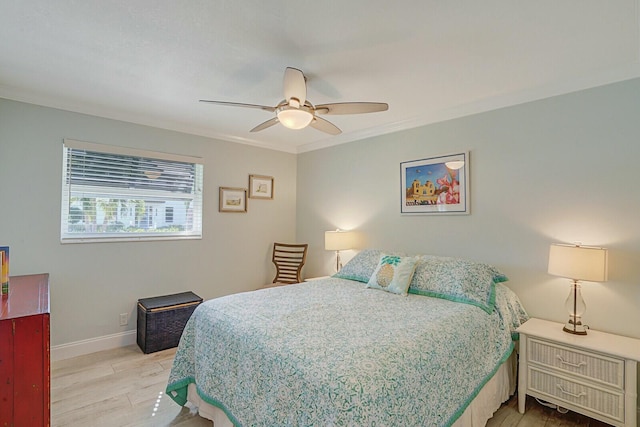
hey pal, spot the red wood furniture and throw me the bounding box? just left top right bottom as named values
left=0, top=273, right=50, bottom=427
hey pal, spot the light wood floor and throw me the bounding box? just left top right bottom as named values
left=52, top=345, right=609, bottom=426
left=52, top=345, right=210, bottom=426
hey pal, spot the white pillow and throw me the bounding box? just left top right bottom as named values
left=366, top=254, right=418, bottom=295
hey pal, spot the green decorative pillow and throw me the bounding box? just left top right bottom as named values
left=409, top=256, right=507, bottom=313
left=366, top=254, right=418, bottom=295
left=333, top=249, right=405, bottom=283
left=333, top=249, right=395, bottom=283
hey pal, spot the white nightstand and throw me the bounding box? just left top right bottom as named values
left=304, top=276, right=330, bottom=281
left=263, top=276, right=330, bottom=289
left=517, top=318, right=640, bottom=426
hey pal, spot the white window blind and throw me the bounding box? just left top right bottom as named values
left=61, top=139, right=204, bottom=243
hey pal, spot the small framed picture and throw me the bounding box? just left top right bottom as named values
left=249, top=174, right=274, bottom=199
left=219, top=187, right=247, bottom=213
left=400, top=152, right=470, bottom=215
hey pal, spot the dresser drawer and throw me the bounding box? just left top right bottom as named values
left=528, top=338, right=624, bottom=389
left=529, top=367, right=625, bottom=423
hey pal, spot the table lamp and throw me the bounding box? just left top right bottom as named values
left=325, top=229, right=354, bottom=272
left=547, top=243, right=608, bottom=335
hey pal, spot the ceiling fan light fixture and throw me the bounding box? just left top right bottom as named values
left=277, top=106, right=313, bottom=130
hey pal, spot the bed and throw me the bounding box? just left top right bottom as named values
left=167, top=250, right=528, bottom=426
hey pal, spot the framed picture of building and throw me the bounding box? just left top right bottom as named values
left=219, top=187, right=247, bottom=213
left=400, top=152, right=469, bottom=215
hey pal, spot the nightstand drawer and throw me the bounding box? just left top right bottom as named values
left=529, top=338, right=624, bottom=388
left=529, top=367, right=625, bottom=423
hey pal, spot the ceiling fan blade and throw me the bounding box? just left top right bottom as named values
left=250, top=117, right=280, bottom=133
left=283, top=67, right=306, bottom=106
left=309, top=116, right=341, bottom=135
left=199, top=100, right=276, bottom=113
left=314, top=102, right=388, bottom=115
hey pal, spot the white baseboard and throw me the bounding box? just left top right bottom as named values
left=51, top=330, right=137, bottom=362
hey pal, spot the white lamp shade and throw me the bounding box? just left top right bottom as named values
left=548, top=244, right=608, bottom=282
left=325, top=230, right=355, bottom=251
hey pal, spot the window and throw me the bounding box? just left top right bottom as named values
left=61, top=139, right=203, bottom=243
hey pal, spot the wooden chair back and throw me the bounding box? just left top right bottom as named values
left=272, top=242, right=308, bottom=284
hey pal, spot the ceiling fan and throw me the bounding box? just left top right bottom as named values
left=200, top=67, right=389, bottom=135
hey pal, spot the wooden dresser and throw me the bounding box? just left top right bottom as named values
left=0, top=273, right=50, bottom=427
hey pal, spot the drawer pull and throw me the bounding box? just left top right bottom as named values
left=556, top=355, right=587, bottom=369
left=557, top=384, right=587, bottom=399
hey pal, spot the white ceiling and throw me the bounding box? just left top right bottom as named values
left=1, top=1, right=639, bottom=153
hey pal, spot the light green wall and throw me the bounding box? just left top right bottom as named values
left=0, top=98, right=297, bottom=346
left=297, top=78, right=640, bottom=340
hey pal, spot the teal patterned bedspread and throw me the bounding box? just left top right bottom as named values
left=167, top=278, right=527, bottom=426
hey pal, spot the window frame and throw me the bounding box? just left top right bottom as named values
left=60, top=139, right=204, bottom=244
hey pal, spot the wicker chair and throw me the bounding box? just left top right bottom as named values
left=272, top=242, right=308, bottom=284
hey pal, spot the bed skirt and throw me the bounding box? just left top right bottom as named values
left=186, top=349, right=517, bottom=427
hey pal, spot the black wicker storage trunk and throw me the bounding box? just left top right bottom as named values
left=137, top=291, right=202, bottom=354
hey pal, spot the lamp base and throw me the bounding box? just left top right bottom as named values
left=562, top=280, right=588, bottom=335
left=563, top=319, right=587, bottom=335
